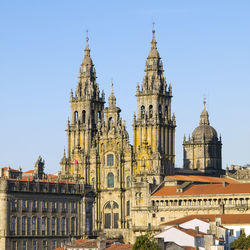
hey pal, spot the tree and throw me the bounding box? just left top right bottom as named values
left=133, top=231, right=161, bottom=250
left=230, top=234, right=250, bottom=250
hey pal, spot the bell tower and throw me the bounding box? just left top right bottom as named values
left=60, top=35, right=105, bottom=180
left=133, top=29, right=176, bottom=184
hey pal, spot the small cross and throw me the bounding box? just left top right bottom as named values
left=86, top=29, right=88, bottom=38
left=152, top=22, right=155, bottom=30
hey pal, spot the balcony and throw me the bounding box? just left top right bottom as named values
left=32, top=207, right=37, bottom=212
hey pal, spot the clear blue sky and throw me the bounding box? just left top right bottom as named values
left=0, top=1, right=249, bottom=173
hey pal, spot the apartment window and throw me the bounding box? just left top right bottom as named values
left=32, top=240, right=37, bottom=250
left=71, top=217, right=75, bottom=234
left=32, top=200, right=37, bottom=212
left=57, top=218, right=60, bottom=235
left=22, top=240, right=27, bottom=250
left=37, top=218, right=40, bottom=235
left=42, top=201, right=47, bottom=212
left=52, top=217, right=56, bottom=235
left=229, top=229, right=234, bottom=236
left=62, top=202, right=67, bottom=212
left=11, top=200, right=18, bottom=211
left=42, top=240, right=47, bottom=250
left=12, top=241, right=17, bottom=250
left=52, top=240, right=57, bottom=249
left=22, top=216, right=26, bottom=235
left=47, top=217, right=50, bottom=235
left=22, top=200, right=27, bottom=211
left=240, top=228, right=245, bottom=235
left=52, top=201, right=57, bottom=212
left=27, top=217, right=30, bottom=235
left=32, top=217, right=36, bottom=235
left=107, top=154, right=114, bottom=166
left=71, top=202, right=76, bottom=213
left=161, top=217, right=165, bottom=222
left=11, top=216, right=16, bottom=235
left=61, top=217, right=65, bottom=235
left=42, top=217, right=46, bottom=235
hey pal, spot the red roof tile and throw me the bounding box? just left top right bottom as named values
left=153, top=183, right=250, bottom=197
left=167, top=175, right=238, bottom=184
left=106, top=242, right=133, bottom=250
left=162, top=214, right=250, bottom=226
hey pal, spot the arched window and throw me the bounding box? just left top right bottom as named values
left=126, top=176, right=130, bottom=188
left=74, top=111, right=78, bottom=123
left=141, top=106, right=145, bottom=119
left=61, top=217, right=65, bottom=235
left=22, top=216, right=26, bottom=235
left=127, top=201, right=130, bottom=216
left=42, top=217, right=46, bottom=235
left=11, top=216, right=16, bottom=235
left=107, top=173, right=114, bottom=188
left=71, top=217, right=75, bottom=235
left=165, top=105, right=168, bottom=118
left=104, top=201, right=119, bottom=229
left=52, top=217, right=56, bottom=235
left=32, top=217, right=36, bottom=235
left=149, top=105, right=153, bottom=118
left=107, top=154, right=114, bottom=166
left=158, top=105, right=162, bottom=117
left=98, top=111, right=101, bottom=120
left=82, top=110, right=86, bottom=123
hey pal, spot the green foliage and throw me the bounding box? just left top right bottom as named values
left=133, top=231, right=161, bottom=250
left=230, top=234, right=250, bottom=250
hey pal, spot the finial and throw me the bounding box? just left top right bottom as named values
left=111, top=81, right=114, bottom=94
left=203, top=95, right=206, bottom=110
left=152, top=22, right=155, bottom=33
left=86, top=29, right=89, bottom=44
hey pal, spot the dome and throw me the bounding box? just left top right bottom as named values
left=192, top=101, right=218, bottom=142
left=192, top=124, right=218, bottom=142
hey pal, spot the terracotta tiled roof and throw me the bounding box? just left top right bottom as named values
left=162, top=214, right=250, bottom=226
left=24, top=170, right=34, bottom=174
left=167, top=175, right=238, bottom=184
left=173, top=226, right=205, bottom=237
left=1, top=167, right=20, bottom=172
left=183, top=247, right=196, bottom=250
left=152, top=183, right=250, bottom=197
left=7, top=178, right=76, bottom=184
left=106, top=242, right=133, bottom=250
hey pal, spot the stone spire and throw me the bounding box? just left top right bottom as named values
left=140, top=29, right=166, bottom=94
left=200, top=100, right=210, bottom=125
left=74, top=33, right=100, bottom=100
left=108, top=82, right=116, bottom=107
left=80, top=34, right=95, bottom=79
left=144, top=29, right=163, bottom=73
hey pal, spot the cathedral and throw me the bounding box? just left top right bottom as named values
left=58, top=29, right=225, bottom=243
left=1, top=29, right=250, bottom=250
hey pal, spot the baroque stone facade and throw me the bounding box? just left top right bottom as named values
left=1, top=30, right=250, bottom=249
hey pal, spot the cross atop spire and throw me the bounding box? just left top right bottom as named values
left=109, top=81, right=116, bottom=107
left=203, top=97, right=207, bottom=110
